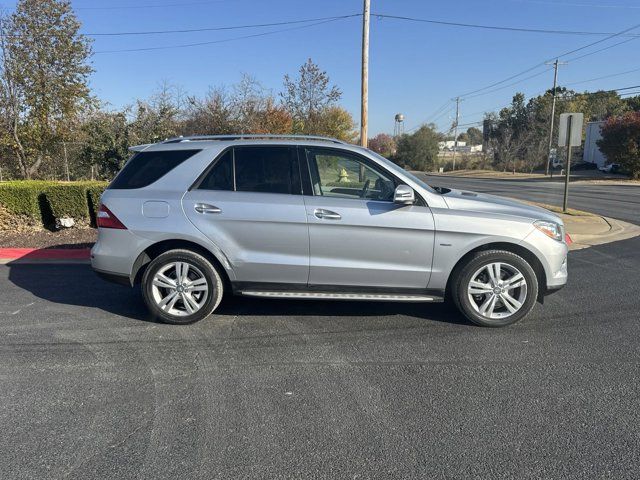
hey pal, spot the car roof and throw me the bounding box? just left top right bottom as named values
left=130, top=135, right=351, bottom=152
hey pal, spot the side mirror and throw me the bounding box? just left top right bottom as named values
left=393, top=185, right=415, bottom=205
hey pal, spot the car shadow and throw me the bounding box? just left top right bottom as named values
left=6, top=260, right=470, bottom=327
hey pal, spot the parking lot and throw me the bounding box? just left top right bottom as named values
left=2, top=233, right=639, bottom=479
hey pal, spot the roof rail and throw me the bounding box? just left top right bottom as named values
left=162, top=134, right=347, bottom=145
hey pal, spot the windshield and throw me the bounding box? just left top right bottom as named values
left=365, top=149, right=438, bottom=194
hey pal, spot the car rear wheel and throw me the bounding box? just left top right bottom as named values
left=452, top=250, right=538, bottom=327
left=141, top=249, right=224, bottom=325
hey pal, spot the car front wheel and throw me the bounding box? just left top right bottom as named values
left=141, top=249, right=224, bottom=325
left=452, top=250, right=538, bottom=327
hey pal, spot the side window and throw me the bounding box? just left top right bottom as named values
left=198, top=150, right=233, bottom=191
left=306, top=148, right=396, bottom=201
left=234, top=146, right=299, bottom=194
left=109, top=149, right=201, bottom=190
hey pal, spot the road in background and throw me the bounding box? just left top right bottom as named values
left=1, top=237, right=639, bottom=479
left=419, top=174, right=640, bottom=225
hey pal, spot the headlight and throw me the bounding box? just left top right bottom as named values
left=534, top=220, right=563, bottom=242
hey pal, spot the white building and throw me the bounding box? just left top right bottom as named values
left=583, top=121, right=607, bottom=168
left=438, top=140, right=466, bottom=150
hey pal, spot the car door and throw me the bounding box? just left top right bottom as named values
left=183, top=145, right=309, bottom=285
left=302, top=146, right=435, bottom=290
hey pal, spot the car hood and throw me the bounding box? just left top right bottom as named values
left=440, top=189, right=562, bottom=224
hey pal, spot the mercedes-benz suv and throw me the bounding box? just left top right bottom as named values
left=91, top=135, right=568, bottom=327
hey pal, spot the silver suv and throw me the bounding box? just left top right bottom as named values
left=91, top=135, right=568, bottom=327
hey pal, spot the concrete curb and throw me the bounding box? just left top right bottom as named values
left=0, top=248, right=91, bottom=264
left=569, top=217, right=640, bottom=250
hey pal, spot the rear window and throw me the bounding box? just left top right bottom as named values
left=109, top=149, right=200, bottom=189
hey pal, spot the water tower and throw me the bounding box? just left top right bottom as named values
left=394, top=113, right=405, bottom=137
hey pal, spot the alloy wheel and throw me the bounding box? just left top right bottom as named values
left=467, top=262, right=528, bottom=320
left=150, top=261, right=209, bottom=317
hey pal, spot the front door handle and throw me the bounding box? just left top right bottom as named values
left=314, top=208, right=341, bottom=220
left=194, top=203, right=222, bottom=214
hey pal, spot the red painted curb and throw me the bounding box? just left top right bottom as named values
left=0, top=248, right=91, bottom=260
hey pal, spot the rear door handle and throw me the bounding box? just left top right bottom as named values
left=314, top=208, right=341, bottom=220
left=194, top=203, right=222, bottom=214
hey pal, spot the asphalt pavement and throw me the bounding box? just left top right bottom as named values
left=2, top=235, right=639, bottom=479
left=418, top=174, right=640, bottom=225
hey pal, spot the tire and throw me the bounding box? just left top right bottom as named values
left=451, top=250, right=538, bottom=327
left=141, top=249, right=224, bottom=325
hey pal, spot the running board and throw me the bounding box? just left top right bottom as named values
left=240, top=290, right=443, bottom=302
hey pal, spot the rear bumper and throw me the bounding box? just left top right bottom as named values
left=93, top=267, right=132, bottom=287
left=90, top=228, right=147, bottom=278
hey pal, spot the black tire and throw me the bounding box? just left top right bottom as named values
left=452, top=250, right=538, bottom=327
left=141, top=249, right=224, bottom=325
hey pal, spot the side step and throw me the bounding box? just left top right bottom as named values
left=240, top=291, right=443, bottom=302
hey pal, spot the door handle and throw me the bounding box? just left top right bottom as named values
left=314, top=208, right=341, bottom=220
left=194, top=203, right=222, bottom=214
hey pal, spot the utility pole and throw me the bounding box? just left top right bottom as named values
left=452, top=97, right=460, bottom=171
left=563, top=115, right=573, bottom=212
left=545, top=59, right=567, bottom=175
left=63, top=141, right=70, bottom=182
left=360, top=0, right=370, bottom=148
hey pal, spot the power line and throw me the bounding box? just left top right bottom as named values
left=73, top=0, right=234, bottom=10
left=0, top=14, right=362, bottom=38
left=372, top=13, right=640, bottom=37
left=456, top=22, right=640, bottom=99
left=565, top=36, right=637, bottom=61
left=463, top=68, right=554, bottom=100
left=94, top=17, right=352, bottom=54
left=406, top=100, right=453, bottom=132
left=505, top=0, right=640, bottom=10
left=86, top=14, right=361, bottom=36
left=565, top=66, right=640, bottom=86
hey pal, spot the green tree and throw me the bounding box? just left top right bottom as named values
left=79, top=110, right=130, bottom=180
left=280, top=59, right=342, bottom=134
left=598, top=111, right=640, bottom=179
left=130, top=82, right=184, bottom=144
left=466, top=127, right=483, bottom=145
left=0, top=0, right=93, bottom=178
left=394, top=125, right=440, bottom=171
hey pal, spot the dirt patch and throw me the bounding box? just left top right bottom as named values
left=0, top=227, right=96, bottom=249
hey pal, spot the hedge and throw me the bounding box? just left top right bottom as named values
left=0, top=181, right=52, bottom=220
left=0, top=181, right=108, bottom=229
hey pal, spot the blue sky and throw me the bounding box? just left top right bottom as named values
left=9, top=0, right=640, bottom=135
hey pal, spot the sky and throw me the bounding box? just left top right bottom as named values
left=6, top=0, right=640, bottom=135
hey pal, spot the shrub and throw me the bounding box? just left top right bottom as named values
left=0, top=181, right=52, bottom=221
left=85, top=182, right=108, bottom=226
left=41, top=183, right=92, bottom=225
left=0, top=180, right=109, bottom=229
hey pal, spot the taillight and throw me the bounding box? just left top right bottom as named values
left=97, top=204, right=127, bottom=229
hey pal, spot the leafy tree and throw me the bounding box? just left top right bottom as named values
left=130, top=82, right=184, bottom=144
left=183, top=87, right=237, bottom=135
left=394, top=125, right=440, bottom=171
left=456, top=132, right=469, bottom=144
left=312, top=106, right=357, bottom=142
left=78, top=110, right=130, bottom=179
left=368, top=133, right=396, bottom=158
left=624, top=95, right=640, bottom=112
left=0, top=0, right=92, bottom=178
left=466, top=127, right=483, bottom=145
left=598, top=111, right=640, bottom=179
left=280, top=58, right=342, bottom=134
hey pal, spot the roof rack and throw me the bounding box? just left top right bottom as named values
left=162, top=134, right=347, bottom=145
